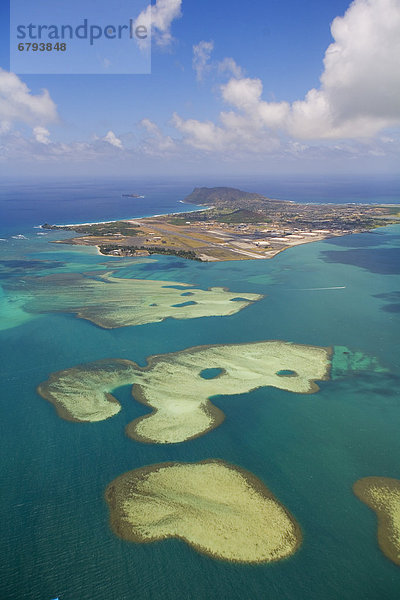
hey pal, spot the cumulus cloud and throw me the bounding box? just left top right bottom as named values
left=103, top=131, right=123, bottom=149
left=221, top=78, right=261, bottom=111
left=140, top=118, right=176, bottom=154
left=172, top=77, right=286, bottom=152
left=0, top=69, right=58, bottom=128
left=193, top=41, right=214, bottom=81
left=221, top=77, right=290, bottom=128
left=172, top=111, right=280, bottom=154
left=174, top=0, right=400, bottom=151
left=288, top=0, right=400, bottom=138
left=33, top=126, right=51, bottom=145
left=134, top=0, right=182, bottom=48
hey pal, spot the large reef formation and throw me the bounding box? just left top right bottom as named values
left=10, top=271, right=262, bottom=328
left=38, top=340, right=331, bottom=441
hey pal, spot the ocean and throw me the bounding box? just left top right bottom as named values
left=0, top=178, right=400, bottom=600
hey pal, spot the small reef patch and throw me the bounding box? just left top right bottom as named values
left=331, top=346, right=387, bottom=379
left=105, top=460, right=302, bottom=564
left=353, top=477, right=400, bottom=566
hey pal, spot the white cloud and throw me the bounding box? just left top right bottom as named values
left=103, top=131, right=123, bottom=149
left=172, top=113, right=225, bottom=151
left=172, top=111, right=280, bottom=154
left=174, top=0, right=400, bottom=151
left=0, top=120, right=11, bottom=135
left=140, top=118, right=176, bottom=154
left=221, top=78, right=290, bottom=128
left=33, top=126, right=51, bottom=145
left=287, top=0, right=400, bottom=138
left=0, top=69, right=58, bottom=127
left=192, top=44, right=243, bottom=82
left=217, top=57, right=243, bottom=79
left=0, top=130, right=132, bottom=164
left=221, top=78, right=262, bottom=110
left=193, top=41, right=214, bottom=81
left=172, top=76, right=287, bottom=153
left=134, top=0, right=182, bottom=48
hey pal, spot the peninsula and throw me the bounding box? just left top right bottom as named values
left=42, top=187, right=399, bottom=261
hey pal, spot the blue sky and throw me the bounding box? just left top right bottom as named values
left=0, top=0, right=399, bottom=177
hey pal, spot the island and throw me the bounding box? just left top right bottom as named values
left=38, top=340, right=331, bottom=442
left=42, top=186, right=400, bottom=261
left=353, top=477, right=400, bottom=565
left=105, top=459, right=302, bottom=563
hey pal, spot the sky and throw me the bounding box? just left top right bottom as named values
left=0, top=0, right=399, bottom=177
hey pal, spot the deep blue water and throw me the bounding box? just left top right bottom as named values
left=0, top=179, right=201, bottom=234
left=0, top=175, right=399, bottom=236
left=231, top=174, right=400, bottom=204
left=0, top=180, right=400, bottom=600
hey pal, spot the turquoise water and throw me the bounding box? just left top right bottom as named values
left=1, top=195, right=400, bottom=598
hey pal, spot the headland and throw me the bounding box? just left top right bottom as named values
left=42, top=186, right=400, bottom=262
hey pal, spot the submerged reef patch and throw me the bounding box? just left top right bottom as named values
left=331, top=346, right=387, bottom=379
left=11, top=271, right=262, bottom=329
left=105, top=460, right=302, bottom=563
left=373, top=290, right=400, bottom=313
left=321, top=247, right=400, bottom=275
left=354, top=477, right=400, bottom=566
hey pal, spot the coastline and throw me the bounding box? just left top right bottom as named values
left=45, top=205, right=213, bottom=229
left=41, top=187, right=400, bottom=262
left=49, top=221, right=388, bottom=262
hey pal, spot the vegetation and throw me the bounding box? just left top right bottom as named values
left=216, top=209, right=268, bottom=224
left=42, top=222, right=140, bottom=237
left=167, top=217, right=188, bottom=225
left=167, top=208, right=269, bottom=224
left=185, top=186, right=266, bottom=206
left=99, top=244, right=202, bottom=261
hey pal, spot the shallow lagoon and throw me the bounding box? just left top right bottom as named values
left=1, top=211, right=400, bottom=599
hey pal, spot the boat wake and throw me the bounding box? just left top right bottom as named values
left=292, top=286, right=346, bottom=291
